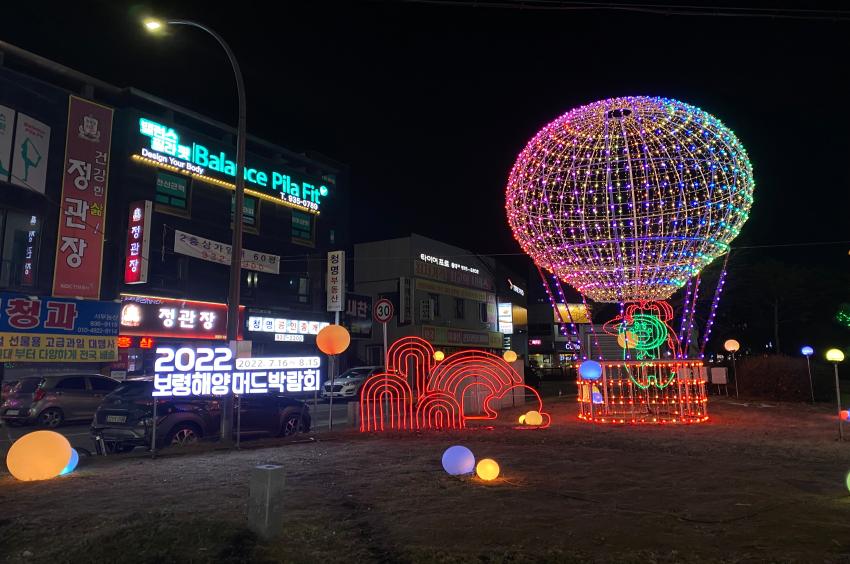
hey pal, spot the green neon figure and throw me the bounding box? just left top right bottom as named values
left=18, top=137, right=42, bottom=182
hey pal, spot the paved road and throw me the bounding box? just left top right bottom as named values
left=0, top=401, right=352, bottom=454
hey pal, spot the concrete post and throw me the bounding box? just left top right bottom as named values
left=248, top=464, right=286, bottom=540
left=347, top=401, right=360, bottom=429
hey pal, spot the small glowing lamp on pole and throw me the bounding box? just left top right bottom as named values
left=724, top=339, right=741, bottom=399
left=317, top=325, right=351, bottom=430
left=826, top=348, right=845, bottom=441
left=801, top=346, right=815, bottom=403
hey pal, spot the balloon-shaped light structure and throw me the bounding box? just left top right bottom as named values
left=506, top=96, right=754, bottom=303
left=724, top=339, right=740, bottom=353
left=579, top=360, right=603, bottom=381
left=502, top=350, right=518, bottom=363
left=6, top=431, right=72, bottom=481
left=827, top=349, right=845, bottom=363
left=316, top=324, right=351, bottom=356
left=441, top=445, right=475, bottom=476
left=476, top=459, right=500, bottom=481
left=801, top=346, right=814, bottom=357
left=60, top=448, right=79, bottom=476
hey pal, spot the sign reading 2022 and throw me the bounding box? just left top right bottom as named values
left=138, top=118, right=329, bottom=212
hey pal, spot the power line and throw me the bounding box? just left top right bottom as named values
left=400, top=0, right=850, bottom=21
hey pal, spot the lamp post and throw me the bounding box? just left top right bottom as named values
left=724, top=339, right=740, bottom=398
left=801, top=346, right=814, bottom=403
left=826, top=348, right=845, bottom=441
left=144, top=18, right=246, bottom=443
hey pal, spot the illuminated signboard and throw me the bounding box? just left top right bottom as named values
left=120, top=294, right=243, bottom=340
left=419, top=253, right=479, bottom=274
left=529, top=339, right=543, bottom=346
left=498, top=303, right=514, bottom=335
left=507, top=278, right=525, bottom=296
left=124, top=201, right=152, bottom=284
left=246, top=315, right=330, bottom=343
left=133, top=117, right=328, bottom=215
left=152, top=346, right=321, bottom=396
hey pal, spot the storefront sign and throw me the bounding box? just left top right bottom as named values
left=414, top=260, right=493, bottom=291
left=21, top=215, right=39, bottom=287
left=119, top=294, right=243, bottom=340
left=230, top=194, right=257, bottom=228
left=174, top=230, right=280, bottom=274
left=344, top=293, right=372, bottom=338
left=246, top=314, right=330, bottom=342
left=421, top=325, right=502, bottom=349
left=10, top=112, right=51, bottom=194
left=152, top=346, right=321, bottom=396
left=327, top=250, right=345, bottom=312
left=291, top=210, right=313, bottom=247
left=124, top=201, right=152, bottom=284
left=52, top=96, right=113, bottom=298
left=0, top=293, right=119, bottom=362
left=135, top=117, right=328, bottom=214
left=418, top=253, right=479, bottom=274
left=0, top=105, right=14, bottom=182
left=155, top=171, right=188, bottom=212
left=498, top=303, right=514, bottom=335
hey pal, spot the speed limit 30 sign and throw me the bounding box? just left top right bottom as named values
left=373, top=298, right=394, bottom=323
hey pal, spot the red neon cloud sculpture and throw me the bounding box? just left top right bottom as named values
left=360, top=336, right=549, bottom=432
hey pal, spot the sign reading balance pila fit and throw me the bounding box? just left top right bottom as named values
left=152, top=346, right=321, bottom=397
left=0, top=294, right=119, bottom=362
left=135, top=117, right=330, bottom=215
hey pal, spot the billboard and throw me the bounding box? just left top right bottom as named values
left=52, top=96, right=114, bottom=298
left=10, top=112, right=51, bottom=194
left=124, top=201, right=152, bottom=284
left=119, top=294, right=244, bottom=340
left=0, top=105, right=14, bottom=182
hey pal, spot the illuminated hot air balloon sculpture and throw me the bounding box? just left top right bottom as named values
left=507, top=96, right=754, bottom=424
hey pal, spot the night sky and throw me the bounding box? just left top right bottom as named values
left=4, top=1, right=850, bottom=347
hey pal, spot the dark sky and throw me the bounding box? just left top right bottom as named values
left=4, top=2, right=849, bottom=288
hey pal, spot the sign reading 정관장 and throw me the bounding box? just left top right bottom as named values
left=0, top=293, right=120, bottom=362
left=52, top=96, right=114, bottom=299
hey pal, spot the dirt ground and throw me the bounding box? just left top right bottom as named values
left=2, top=397, right=850, bottom=563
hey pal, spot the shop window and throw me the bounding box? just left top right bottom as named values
left=291, top=210, right=315, bottom=247
left=454, top=298, right=465, bottom=320
left=479, top=303, right=489, bottom=323
left=0, top=211, right=40, bottom=289
left=429, top=293, right=441, bottom=317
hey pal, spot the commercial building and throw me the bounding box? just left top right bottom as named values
left=0, top=42, right=352, bottom=393
left=353, top=234, right=527, bottom=365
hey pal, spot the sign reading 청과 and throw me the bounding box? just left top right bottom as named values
left=326, top=250, right=345, bottom=312
left=52, top=96, right=114, bottom=299
left=173, top=230, right=280, bottom=274
left=0, top=293, right=119, bottom=362
left=152, top=346, right=321, bottom=396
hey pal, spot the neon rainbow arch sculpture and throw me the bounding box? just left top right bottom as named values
left=360, top=337, right=549, bottom=432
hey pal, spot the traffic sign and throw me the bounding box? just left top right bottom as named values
left=374, top=298, right=394, bottom=324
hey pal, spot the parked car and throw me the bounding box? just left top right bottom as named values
left=90, top=379, right=311, bottom=453
left=322, top=366, right=383, bottom=400
left=1, top=374, right=120, bottom=427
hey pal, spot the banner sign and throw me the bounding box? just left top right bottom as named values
left=414, top=259, right=494, bottom=292
left=326, top=250, right=345, bottom=312
left=344, top=293, right=372, bottom=339
left=152, top=346, right=321, bottom=396
left=10, top=112, right=51, bottom=195
left=119, top=294, right=244, bottom=340
left=0, top=293, right=119, bottom=362
left=246, top=313, right=330, bottom=343
left=173, top=230, right=280, bottom=274
left=414, top=278, right=492, bottom=304
left=0, top=105, right=14, bottom=182
left=124, top=200, right=152, bottom=284
left=21, top=214, right=39, bottom=287
left=52, top=96, right=114, bottom=298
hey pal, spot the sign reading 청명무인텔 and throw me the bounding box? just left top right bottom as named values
left=0, top=293, right=120, bottom=362
left=53, top=96, right=114, bottom=299
left=152, top=346, right=321, bottom=397
left=133, top=116, right=330, bottom=215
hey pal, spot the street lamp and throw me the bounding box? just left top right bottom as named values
left=801, top=346, right=814, bottom=403
left=144, top=17, right=246, bottom=443
left=826, top=348, right=845, bottom=441
left=724, top=339, right=740, bottom=399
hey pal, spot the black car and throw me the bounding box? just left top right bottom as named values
left=90, top=380, right=311, bottom=453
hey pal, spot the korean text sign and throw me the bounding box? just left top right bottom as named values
left=120, top=294, right=243, bottom=340
left=124, top=201, right=152, bottom=284
left=152, top=347, right=321, bottom=396
left=0, top=293, right=119, bottom=362
left=326, top=250, right=345, bottom=312
left=52, top=96, right=114, bottom=298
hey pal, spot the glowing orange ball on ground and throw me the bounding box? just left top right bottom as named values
left=476, top=458, right=500, bottom=481
left=434, top=351, right=445, bottom=361
left=503, top=350, right=518, bottom=363
left=316, top=324, right=351, bottom=355
left=6, top=430, right=72, bottom=481
left=524, top=410, right=543, bottom=426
